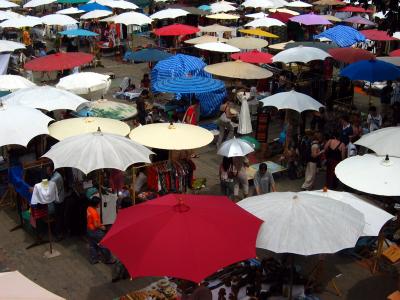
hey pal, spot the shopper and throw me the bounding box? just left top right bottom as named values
left=301, top=133, right=322, bottom=191
left=254, top=163, right=276, bottom=195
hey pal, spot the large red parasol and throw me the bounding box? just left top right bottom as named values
left=337, top=6, right=373, bottom=13
left=24, top=52, right=94, bottom=71
left=268, top=12, right=293, bottom=23
left=154, top=24, right=200, bottom=36
left=360, top=29, right=398, bottom=41
left=328, top=48, right=375, bottom=64
left=100, top=194, right=263, bottom=283
left=390, top=49, right=400, bottom=57
left=231, top=50, right=274, bottom=64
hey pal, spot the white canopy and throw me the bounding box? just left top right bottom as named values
left=56, top=72, right=111, bottom=95
left=0, top=0, right=18, bottom=8
left=150, top=8, right=189, bottom=19
left=245, top=17, right=286, bottom=27
left=23, top=0, right=55, bottom=7
left=0, top=16, right=42, bottom=28
left=242, top=0, right=277, bottom=8
left=41, top=14, right=78, bottom=26
left=56, top=7, right=85, bottom=14
left=0, top=10, right=23, bottom=20
left=102, top=0, right=138, bottom=9
left=81, top=10, right=112, bottom=20
left=0, top=40, right=25, bottom=52
left=354, top=127, right=400, bottom=158
left=217, top=137, right=254, bottom=157
left=245, top=12, right=269, bottom=19
left=104, top=11, right=152, bottom=25
left=260, top=90, right=323, bottom=112
left=286, top=0, right=312, bottom=7
left=272, top=46, right=331, bottom=63
left=185, top=35, right=227, bottom=44
left=210, top=1, right=236, bottom=13
left=195, top=42, right=240, bottom=53
left=0, top=75, right=35, bottom=91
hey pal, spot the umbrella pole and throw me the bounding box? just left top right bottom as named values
left=98, top=170, right=103, bottom=220
left=132, top=167, right=136, bottom=205
left=289, top=255, right=294, bottom=300
left=372, top=231, right=385, bottom=273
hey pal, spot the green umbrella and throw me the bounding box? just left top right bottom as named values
left=240, top=136, right=260, bottom=150
left=58, top=0, right=88, bottom=4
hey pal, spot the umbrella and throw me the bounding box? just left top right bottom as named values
left=269, top=7, right=299, bottom=15
left=377, top=56, right=400, bottom=66
left=328, top=48, right=375, bottom=64
left=245, top=12, right=269, bottom=18
left=154, top=24, right=199, bottom=36
left=195, top=41, right=240, bottom=52
left=81, top=9, right=112, bottom=19
left=0, top=0, right=18, bottom=8
left=43, top=130, right=153, bottom=174
left=242, top=0, right=276, bottom=8
left=343, top=16, right=375, bottom=26
left=0, top=271, right=65, bottom=300
left=289, top=13, right=332, bottom=26
left=56, top=7, right=85, bottom=14
left=129, top=48, right=172, bottom=62
left=150, top=8, right=188, bottom=19
left=0, top=75, right=35, bottom=91
left=354, top=127, right=400, bottom=157
left=239, top=28, right=279, bottom=38
left=198, top=4, right=211, bottom=11
left=284, top=41, right=338, bottom=51
left=286, top=0, right=312, bottom=7
left=49, top=117, right=130, bottom=140
left=100, top=194, right=262, bottom=282
left=106, top=0, right=138, bottom=9
left=272, top=46, right=331, bottom=63
left=0, top=10, right=23, bottom=20
left=206, top=13, right=240, bottom=20
left=200, top=24, right=234, bottom=33
left=335, top=154, right=400, bottom=196
left=185, top=35, right=227, bottom=44
left=24, top=52, right=94, bottom=71
left=240, top=135, right=260, bottom=150
left=360, top=29, right=398, bottom=41
left=268, top=40, right=295, bottom=51
left=210, top=1, right=236, bottom=13
left=0, top=40, right=25, bottom=52
left=218, top=137, right=254, bottom=157
left=204, top=60, right=273, bottom=79
left=260, top=90, right=323, bottom=112
left=181, top=6, right=209, bottom=15
left=41, top=14, right=78, bottom=26
left=305, top=190, right=393, bottom=237
left=0, top=104, right=52, bottom=147
left=238, top=192, right=365, bottom=255
left=313, top=0, right=346, bottom=5
left=245, top=17, right=286, bottom=27
left=56, top=72, right=110, bottom=95
left=321, top=14, right=342, bottom=22
left=394, top=32, right=400, bottom=40
left=0, top=16, right=42, bottom=28
left=268, top=12, right=293, bottom=23
left=23, top=0, right=55, bottom=7
left=315, top=25, right=366, bottom=47
left=2, top=86, right=88, bottom=111
left=75, top=99, right=137, bottom=120
left=129, top=123, right=213, bottom=150
left=390, top=49, right=400, bottom=57
left=59, top=28, right=98, bottom=37
left=340, top=59, right=400, bottom=83
left=105, top=11, right=152, bottom=25
left=227, top=36, right=269, bottom=50
left=79, top=1, right=111, bottom=11
left=337, top=5, right=372, bottom=13
left=373, top=11, right=387, bottom=19
left=231, top=50, right=274, bottom=64
left=153, top=77, right=225, bottom=94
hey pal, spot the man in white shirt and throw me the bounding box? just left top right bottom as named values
left=46, top=164, right=65, bottom=240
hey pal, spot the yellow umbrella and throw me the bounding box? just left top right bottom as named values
left=206, top=13, right=240, bottom=20
left=204, top=60, right=273, bottom=79
left=321, top=15, right=342, bottom=22
left=269, top=8, right=299, bottom=15
left=129, top=123, right=214, bottom=150
left=239, top=28, right=279, bottom=39
left=185, top=35, right=227, bottom=44
left=49, top=117, right=131, bottom=140
left=226, top=36, right=269, bottom=50
left=268, top=40, right=295, bottom=51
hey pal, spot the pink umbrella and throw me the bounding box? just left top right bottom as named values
left=343, top=16, right=375, bottom=26
left=289, top=13, right=333, bottom=26
left=360, top=29, right=398, bottom=41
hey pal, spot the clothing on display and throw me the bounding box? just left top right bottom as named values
left=31, top=180, right=59, bottom=205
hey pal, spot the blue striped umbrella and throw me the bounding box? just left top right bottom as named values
left=314, top=25, right=365, bottom=47
left=153, top=77, right=225, bottom=94
left=130, top=48, right=172, bottom=62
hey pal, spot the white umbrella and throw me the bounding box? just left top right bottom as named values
left=185, top=35, right=227, bottom=44
left=150, top=8, right=189, bottom=19
left=200, top=24, right=235, bottom=33
left=238, top=192, right=365, bottom=255
left=304, top=190, right=393, bottom=237
left=377, top=56, right=400, bottom=67
left=393, top=32, right=400, bottom=40
left=43, top=130, right=154, bottom=174
left=106, top=0, right=138, bottom=9
left=354, top=127, right=400, bottom=157
left=238, top=93, right=252, bottom=134
left=2, top=86, right=88, bottom=111
left=227, top=36, right=269, bottom=50
left=105, top=11, right=152, bottom=25
left=23, top=0, right=55, bottom=7
left=195, top=42, right=240, bottom=53
left=0, top=0, right=18, bottom=8
left=335, top=154, right=400, bottom=197
left=0, top=40, right=25, bottom=52
left=0, top=16, right=42, bottom=28
left=245, top=12, right=269, bottom=19
left=0, top=10, right=23, bottom=20
left=56, top=7, right=85, bottom=14
left=217, top=137, right=254, bottom=157
left=245, top=17, right=286, bottom=27
left=204, top=60, right=273, bottom=79
left=56, top=72, right=111, bottom=95
left=0, top=104, right=52, bottom=147
left=373, top=11, right=386, bottom=19
left=210, top=1, right=236, bottom=13
left=0, top=75, right=35, bottom=91
left=286, top=0, right=312, bottom=7
left=260, top=90, right=323, bottom=112
left=272, top=46, right=331, bottom=63
left=206, top=13, right=240, bottom=20
left=269, top=7, right=299, bottom=15
left=41, top=14, right=78, bottom=26
left=81, top=10, right=112, bottom=20
left=242, top=0, right=276, bottom=8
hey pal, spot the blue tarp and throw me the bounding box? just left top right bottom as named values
left=59, top=29, right=98, bottom=37
left=315, top=25, right=365, bottom=47
left=79, top=2, right=111, bottom=12
left=340, top=59, right=400, bottom=82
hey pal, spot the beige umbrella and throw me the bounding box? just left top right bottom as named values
left=129, top=122, right=214, bottom=150
left=49, top=117, right=130, bottom=140
left=206, top=13, right=240, bottom=20
left=268, top=40, right=295, bottom=51
left=204, top=60, right=273, bottom=79
left=268, top=8, right=299, bottom=15
left=227, top=36, right=268, bottom=50
left=199, top=24, right=235, bottom=33
left=185, top=34, right=227, bottom=44
left=321, top=14, right=342, bottom=22
left=313, top=0, right=346, bottom=5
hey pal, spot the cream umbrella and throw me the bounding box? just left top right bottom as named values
left=217, top=137, right=254, bottom=157
left=104, top=11, right=152, bottom=25
left=129, top=123, right=214, bottom=150
left=0, top=75, right=35, bottom=91
left=393, top=32, right=400, bottom=40
left=245, top=17, right=286, bottom=27
left=150, top=8, right=189, bottom=19
left=0, top=104, right=52, bottom=147
left=0, top=16, right=42, bottom=28
left=242, top=0, right=277, bottom=8
left=268, top=40, right=294, bottom=51
left=106, top=0, right=138, bottom=9
left=204, top=60, right=273, bottom=79
left=195, top=42, right=240, bottom=53
left=245, top=12, right=269, bottom=19
left=0, top=10, right=23, bottom=20
left=0, top=40, right=25, bottom=52
left=354, top=127, right=400, bottom=157
left=49, top=117, right=130, bottom=140
left=269, top=7, right=299, bottom=15
left=227, top=36, right=269, bottom=50
left=210, top=1, right=236, bottom=13
left=206, top=13, right=240, bottom=20
left=200, top=24, right=235, bottom=33
left=41, top=14, right=78, bottom=26
left=56, top=72, right=111, bottom=95
left=272, top=46, right=331, bottom=63
left=56, top=7, right=85, bottom=14
left=286, top=0, right=312, bottom=7
left=260, top=90, right=323, bottom=112
left=313, top=0, right=346, bottom=5
left=321, top=14, right=342, bottom=22
left=23, top=0, right=55, bottom=7
left=81, top=10, right=112, bottom=20
left=185, top=35, right=227, bottom=44
left=0, top=0, right=18, bottom=8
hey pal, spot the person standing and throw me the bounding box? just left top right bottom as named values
left=46, top=164, right=65, bottom=240
left=254, top=163, right=276, bottom=195
left=340, top=115, right=353, bottom=146
left=219, top=157, right=234, bottom=198
left=217, top=99, right=236, bottom=148
left=136, top=90, right=149, bottom=125
left=232, top=156, right=249, bottom=200
left=301, top=133, right=322, bottom=191
left=324, top=131, right=346, bottom=189
left=367, top=106, right=382, bottom=132
left=184, top=99, right=200, bottom=125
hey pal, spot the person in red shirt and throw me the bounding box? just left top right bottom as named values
left=184, top=99, right=200, bottom=125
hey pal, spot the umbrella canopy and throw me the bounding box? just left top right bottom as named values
left=2, top=86, right=88, bottom=111
left=377, top=56, right=400, bottom=67
left=286, top=0, right=312, bottom=7
left=0, top=271, right=65, bottom=300
left=268, top=12, right=293, bottom=23
left=0, top=104, right=52, bottom=147
left=0, top=0, right=18, bottom=8
left=238, top=192, right=365, bottom=255
left=0, top=75, right=35, bottom=91
left=260, top=90, right=323, bottom=112
left=245, top=12, right=269, bottom=18
left=217, top=137, right=254, bottom=157
left=315, top=25, right=366, bottom=47
left=49, top=117, right=130, bottom=140
left=0, top=16, right=42, bottom=28
left=231, top=50, right=274, bottom=64
left=394, top=32, right=400, bottom=40
left=340, top=59, right=400, bottom=82
left=129, top=48, right=172, bottom=62
left=335, top=154, right=400, bottom=196
left=206, top=13, right=240, bottom=20
left=245, top=17, right=286, bottom=27
left=43, top=130, right=153, bottom=174
left=198, top=4, right=210, bottom=11
left=0, top=40, right=25, bottom=52
left=242, top=0, right=276, bottom=8
left=269, top=7, right=299, bottom=15
left=153, top=76, right=225, bottom=94
left=41, top=14, right=78, bottom=25
left=56, top=72, right=110, bottom=94
left=343, top=16, right=375, bottom=26
left=195, top=41, right=240, bottom=52
left=79, top=1, right=111, bottom=11
left=184, top=35, right=227, bottom=44
left=328, top=47, right=375, bottom=64
left=150, top=8, right=189, bottom=19
left=200, top=24, right=234, bottom=33
left=101, top=194, right=262, bottom=282
left=354, top=127, right=400, bottom=157
left=56, top=7, right=85, bottom=14
left=227, top=36, right=269, bottom=50
left=106, top=0, right=138, bottom=9
left=81, top=9, right=112, bottom=19
left=129, top=123, right=214, bottom=150
left=390, top=49, right=400, bottom=57
left=75, top=99, right=137, bottom=120
left=321, top=14, right=342, bottom=22
left=272, top=46, right=331, bottom=63
left=239, top=28, right=279, bottom=38
left=337, top=5, right=372, bottom=13
left=24, top=52, right=94, bottom=71
left=204, top=60, right=273, bottom=79
left=240, top=135, right=260, bottom=150
left=284, top=41, right=338, bottom=51
left=210, top=1, right=236, bottom=13
left=290, top=13, right=332, bottom=26
left=268, top=40, right=294, bottom=51
left=360, top=29, right=398, bottom=41
left=154, top=24, right=199, bottom=36
left=23, top=0, right=55, bottom=7
left=313, top=0, right=346, bottom=5
left=105, top=11, right=152, bottom=25
left=59, top=28, right=98, bottom=37
left=0, top=10, right=23, bottom=21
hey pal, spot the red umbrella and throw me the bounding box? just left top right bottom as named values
left=390, top=49, right=400, bottom=57
left=154, top=24, right=200, bottom=36
left=337, top=6, right=373, bottom=13
left=328, top=48, right=375, bottom=64
left=231, top=50, right=274, bottom=64
left=269, top=12, right=293, bottom=23
left=24, top=52, right=94, bottom=71
left=360, top=29, right=398, bottom=41
left=100, top=194, right=262, bottom=282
